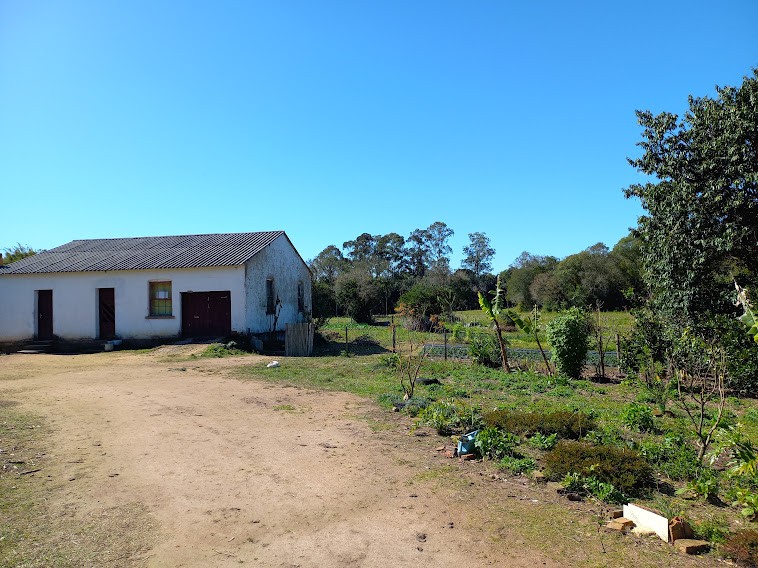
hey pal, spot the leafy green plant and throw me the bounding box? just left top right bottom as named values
left=528, top=432, right=558, bottom=450
left=731, top=487, right=758, bottom=520
left=474, top=427, right=520, bottom=460
left=506, top=305, right=553, bottom=375
left=736, top=282, right=758, bottom=343
left=561, top=471, right=625, bottom=504
left=498, top=456, right=537, bottom=475
left=477, top=276, right=512, bottom=372
left=545, top=307, right=592, bottom=379
left=414, top=400, right=481, bottom=436
left=710, top=425, right=758, bottom=478
left=467, top=331, right=501, bottom=368
left=638, top=434, right=700, bottom=481
left=622, top=402, right=655, bottom=432
left=676, top=469, right=720, bottom=501
left=544, top=440, right=652, bottom=495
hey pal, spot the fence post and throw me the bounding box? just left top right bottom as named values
left=392, top=324, right=396, bottom=353
left=616, top=333, right=621, bottom=365
left=345, top=326, right=349, bottom=354
left=444, top=327, right=448, bottom=361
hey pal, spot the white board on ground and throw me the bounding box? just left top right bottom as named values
left=623, top=503, right=669, bottom=542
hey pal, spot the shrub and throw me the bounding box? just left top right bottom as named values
left=722, top=529, right=758, bottom=567
left=396, top=284, right=443, bottom=330
left=544, top=440, right=652, bottom=495
left=475, top=427, right=520, bottom=460
left=622, top=402, right=655, bottom=432
left=483, top=409, right=595, bottom=440
left=545, top=307, right=592, bottom=379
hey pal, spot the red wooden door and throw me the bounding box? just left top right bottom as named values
left=98, top=288, right=116, bottom=339
left=37, top=289, right=53, bottom=339
left=181, top=292, right=231, bottom=337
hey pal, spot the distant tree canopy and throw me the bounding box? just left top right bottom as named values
left=3, top=244, right=37, bottom=264
left=499, top=234, right=644, bottom=311
left=309, top=222, right=482, bottom=322
left=309, top=220, right=643, bottom=323
left=624, top=68, right=758, bottom=330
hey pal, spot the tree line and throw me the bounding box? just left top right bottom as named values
left=308, top=221, right=645, bottom=323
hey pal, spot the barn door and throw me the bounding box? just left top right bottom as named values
left=37, top=289, right=53, bottom=340
left=181, top=291, right=231, bottom=337
left=98, top=288, right=116, bottom=339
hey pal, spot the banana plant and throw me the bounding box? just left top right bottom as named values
left=735, top=282, right=758, bottom=343
left=477, top=276, right=511, bottom=373
left=507, top=305, right=553, bottom=376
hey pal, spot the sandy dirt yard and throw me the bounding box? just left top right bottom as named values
left=0, top=348, right=709, bottom=567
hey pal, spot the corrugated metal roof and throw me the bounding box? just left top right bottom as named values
left=0, top=231, right=285, bottom=275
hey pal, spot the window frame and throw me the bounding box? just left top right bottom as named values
left=148, top=280, right=173, bottom=317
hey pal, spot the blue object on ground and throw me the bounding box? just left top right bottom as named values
left=457, top=430, right=479, bottom=456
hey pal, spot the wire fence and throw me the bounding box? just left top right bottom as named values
left=422, top=343, right=621, bottom=367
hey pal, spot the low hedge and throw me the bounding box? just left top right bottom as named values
left=544, top=440, right=652, bottom=496
left=483, top=409, right=595, bottom=440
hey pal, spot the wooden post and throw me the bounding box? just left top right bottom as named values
left=345, top=326, right=349, bottom=354
left=616, top=333, right=621, bottom=366
left=391, top=315, right=396, bottom=353
left=444, top=327, right=448, bottom=360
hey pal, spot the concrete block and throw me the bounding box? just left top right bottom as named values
left=674, top=539, right=710, bottom=555
left=623, top=503, right=668, bottom=542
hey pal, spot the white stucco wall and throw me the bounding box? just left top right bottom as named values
left=244, top=234, right=312, bottom=333
left=0, top=266, right=245, bottom=341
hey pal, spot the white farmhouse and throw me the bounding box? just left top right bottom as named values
left=0, top=231, right=311, bottom=343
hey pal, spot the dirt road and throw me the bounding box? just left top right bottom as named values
left=1, top=348, right=567, bottom=567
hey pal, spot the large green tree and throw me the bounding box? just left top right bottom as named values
left=461, top=232, right=495, bottom=290
left=624, top=69, right=758, bottom=328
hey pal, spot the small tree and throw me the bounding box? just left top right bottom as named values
left=398, top=334, right=429, bottom=400
left=477, top=276, right=511, bottom=373
left=507, top=304, right=552, bottom=375
left=545, top=308, right=592, bottom=379
left=671, top=333, right=727, bottom=463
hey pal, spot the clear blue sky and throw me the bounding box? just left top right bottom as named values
left=1, top=1, right=756, bottom=272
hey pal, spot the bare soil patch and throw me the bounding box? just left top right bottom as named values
left=0, top=349, right=716, bottom=567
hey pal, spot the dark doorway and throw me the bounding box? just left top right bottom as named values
left=37, top=289, right=53, bottom=340
left=181, top=291, right=231, bottom=337
left=98, top=288, right=116, bottom=339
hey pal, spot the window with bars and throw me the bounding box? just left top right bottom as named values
left=149, top=281, right=172, bottom=316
